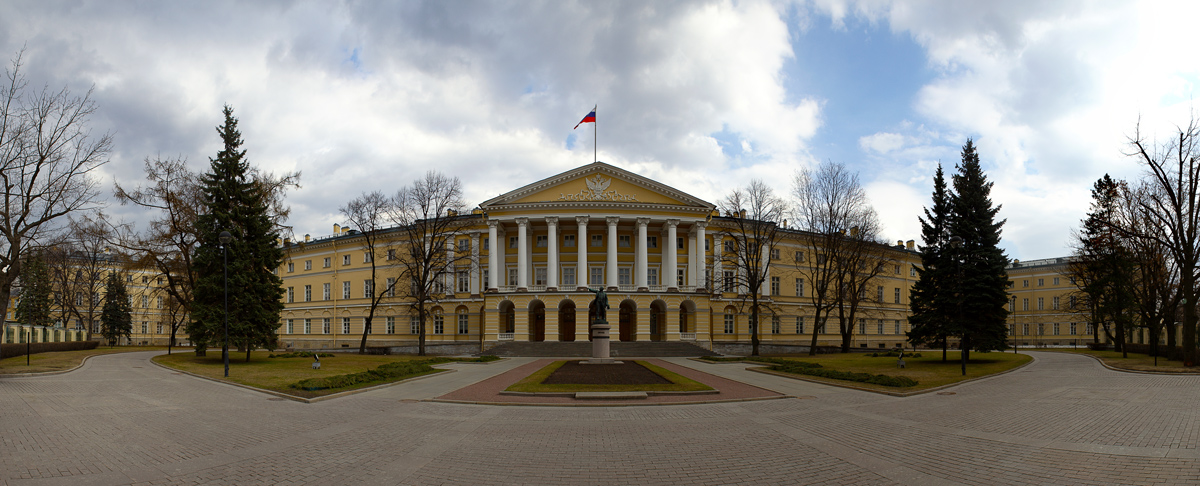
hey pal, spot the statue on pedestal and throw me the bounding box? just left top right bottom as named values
left=589, top=287, right=609, bottom=322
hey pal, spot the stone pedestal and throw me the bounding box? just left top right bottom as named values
left=582, top=318, right=620, bottom=364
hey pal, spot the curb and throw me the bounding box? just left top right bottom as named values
left=424, top=394, right=797, bottom=407
left=1051, top=350, right=1200, bottom=375
left=0, top=350, right=117, bottom=378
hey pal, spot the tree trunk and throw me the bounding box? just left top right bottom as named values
left=808, top=313, right=822, bottom=356
left=359, top=316, right=372, bottom=354
left=942, top=339, right=947, bottom=362
left=245, top=347, right=251, bottom=362
left=418, top=305, right=427, bottom=356
left=749, top=295, right=760, bottom=356
left=1168, top=318, right=1178, bottom=360
left=1183, top=276, right=1197, bottom=366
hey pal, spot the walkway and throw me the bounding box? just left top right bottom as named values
left=1, top=351, right=1198, bottom=485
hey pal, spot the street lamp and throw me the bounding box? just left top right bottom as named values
left=220, top=230, right=232, bottom=378
left=949, top=235, right=967, bottom=376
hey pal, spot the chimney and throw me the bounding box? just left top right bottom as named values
left=906, top=240, right=915, bottom=250
left=333, top=223, right=341, bottom=234
left=740, top=209, right=747, bottom=218
left=897, top=240, right=904, bottom=247
left=304, top=234, right=311, bottom=242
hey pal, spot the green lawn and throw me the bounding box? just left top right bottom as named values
left=721, top=351, right=1032, bottom=393
left=1049, top=348, right=1199, bottom=373
left=154, top=351, right=470, bottom=398
left=505, top=360, right=714, bottom=393
left=0, top=346, right=173, bottom=374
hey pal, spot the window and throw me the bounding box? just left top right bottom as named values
left=724, top=312, right=735, bottom=333
left=590, top=267, right=604, bottom=286
left=141, top=321, right=148, bottom=334
left=1023, top=298, right=1029, bottom=311
left=343, top=255, right=351, bottom=266
left=509, top=236, right=518, bottom=249
left=364, top=252, right=372, bottom=263
left=723, top=239, right=734, bottom=252
left=304, top=285, right=312, bottom=302
left=458, top=311, right=469, bottom=334
left=322, top=283, right=330, bottom=300
left=1009, top=297, right=1015, bottom=312
left=647, top=236, right=658, bottom=249
left=1070, top=322, right=1077, bottom=335
left=304, top=260, right=312, bottom=270
left=458, top=239, right=469, bottom=252
left=618, top=267, right=631, bottom=286
left=894, top=264, right=901, bottom=274
left=457, top=271, right=470, bottom=293
left=320, top=318, right=329, bottom=334
left=364, top=280, right=373, bottom=298
left=770, top=276, right=780, bottom=296
left=564, top=234, right=576, bottom=247
left=536, top=235, right=547, bottom=248
left=859, top=319, right=867, bottom=334
left=157, top=296, right=163, bottom=308
left=878, top=319, right=885, bottom=335
left=1009, top=324, right=1015, bottom=336
left=894, top=288, right=901, bottom=304
left=1052, top=296, right=1060, bottom=310
left=619, top=235, right=631, bottom=247
left=1070, top=276, right=1077, bottom=285
left=910, top=267, right=917, bottom=277
left=705, top=238, right=710, bottom=251
left=1022, top=323, right=1029, bottom=335
left=1053, top=277, right=1060, bottom=285
left=1038, top=323, right=1044, bottom=336
left=796, top=316, right=804, bottom=334
left=648, top=268, right=658, bottom=287
left=771, top=315, right=780, bottom=334
left=1086, top=323, right=1094, bottom=335
left=560, top=267, right=575, bottom=287
left=304, top=319, right=311, bottom=334
left=342, top=318, right=351, bottom=334
left=287, top=262, right=294, bottom=273
left=723, top=270, right=734, bottom=292
left=895, top=320, right=902, bottom=335
left=386, top=316, right=395, bottom=334
left=143, top=276, right=149, bottom=283
left=535, top=267, right=547, bottom=286
left=287, top=319, right=294, bottom=334
left=1023, top=280, right=1029, bottom=288
left=1038, top=278, right=1044, bottom=287
left=1053, top=323, right=1060, bottom=335
left=795, top=251, right=805, bottom=262
left=386, top=249, right=396, bottom=260
left=386, top=278, right=396, bottom=297
left=433, top=313, right=444, bottom=334
left=677, top=237, right=685, bottom=250
left=141, top=295, right=149, bottom=307
left=323, top=257, right=330, bottom=268
left=411, top=317, right=420, bottom=334
left=508, top=268, right=519, bottom=286
left=483, top=238, right=490, bottom=250
left=677, top=268, right=685, bottom=286
left=592, top=234, right=603, bottom=247
left=877, top=286, right=884, bottom=302
left=1037, top=297, right=1044, bottom=310
left=343, top=281, right=351, bottom=299
left=770, top=248, right=780, bottom=259
left=127, top=274, right=133, bottom=282
left=796, top=278, right=804, bottom=297
left=287, top=287, right=294, bottom=303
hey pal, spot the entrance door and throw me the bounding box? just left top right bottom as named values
left=559, top=304, right=576, bottom=342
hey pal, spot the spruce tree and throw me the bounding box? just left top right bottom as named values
left=948, top=139, right=1010, bottom=357
left=190, top=106, right=285, bottom=360
left=15, top=254, right=53, bottom=330
left=100, top=272, right=132, bottom=346
left=907, top=164, right=953, bottom=360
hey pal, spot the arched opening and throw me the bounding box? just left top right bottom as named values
left=619, top=299, right=636, bottom=341
left=558, top=300, right=576, bottom=342
left=679, top=300, right=696, bottom=334
left=498, top=300, right=516, bottom=336
left=650, top=300, right=668, bottom=341
left=529, top=300, right=546, bottom=342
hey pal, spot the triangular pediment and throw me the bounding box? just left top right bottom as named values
left=479, top=162, right=714, bottom=210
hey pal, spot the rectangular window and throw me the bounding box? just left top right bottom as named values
left=1023, top=323, right=1029, bottom=335
left=322, top=318, right=331, bottom=334
left=563, top=267, right=576, bottom=286
left=386, top=249, right=396, bottom=260
left=618, top=267, right=632, bottom=286
left=859, top=319, right=867, bottom=335
left=877, top=319, right=885, bottom=335
left=287, top=319, right=294, bottom=334
left=592, top=234, right=603, bottom=247
left=564, top=234, right=576, bottom=247
left=1009, top=297, right=1015, bottom=312
left=677, top=237, right=685, bottom=250
left=509, top=236, right=518, bottom=248
left=458, top=239, right=469, bottom=252
left=1070, top=322, right=1077, bottom=335
left=364, top=252, right=372, bottom=263
left=458, top=313, right=469, bottom=334
left=1023, top=280, right=1029, bottom=287
left=1085, top=323, right=1093, bottom=335
left=894, top=288, right=901, bottom=304
left=157, top=296, right=163, bottom=308
left=323, top=257, right=330, bottom=268
left=1038, top=323, right=1045, bottom=336
left=796, top=278, right=804, bottom=297
left=910, top=267, right=917, bottom=277
left=619, top=235, right=631, bottom=247
left=286, top=286, right=294, bottom=303
left=508, top=268, right=519, bottom=286
left=305, top=260, right=312, bottom=270
left=1053, top=277, right=1060, bottom=285
left=483, top=238, right=490, bottom=250
left=590, top=267, right=604, bottom=286
left=648, top=268, right=658, bottom=287
left=434, top=314, right=444, bottom=334
left=535, top=267, right=547, bottom=286
left=386, top=277, right=396, bottom=297
left=723, top=271, right=734, bottom=292
left=343, top=255, right=351, bottom=266
left=386, top=316, right=395, bottom=334
left=771, top=315, right=781, bottom=334
left=1038, top=278, right=1044, bottom=286
left=1052, top=296, right=1060, bottom=310
left=322, top=283, right=330, bottom=300
left=770, top=276, right=780, bottom=296
left=342, top=318, right=350, bottom=334
left=723, top=239, right=734, bottom=252
left=411, top=317, right=420, bottom=334
left=304, top=285, right=311, bottom=302
left=304, top=319, right=311, bottom=334
left=877, top=286, right=884, bottom=302
left=724, top=313, right=735, bottom=334
left=770, top=248, right=780, bottom=260
left=536, top=235, right=547, bottom=247
left=364, top=280, right=373, bottom=298
left=796, top=316, right=804, bottom=334
left=677, top=268, right=685, bottom=286
left=457, top=271, right=470, bottom=293
left=1037, top=297, right=1044, bottom=310
left=141, top=321, right=148, bottom=334
left=1053, top=323, right=1060, bottom=335
left=343, top=281, right=351, bottom=299
left=648, top=236, right=658, bottom=248
left=1023, top=298, right=1029, bottom=311
left=894, top=264, right=901, bottom=274
left=705, top=238, right=710, bottom=251
left=795, top=251, right=805, bottom=262
left=895, top=320, right=902, bottom=335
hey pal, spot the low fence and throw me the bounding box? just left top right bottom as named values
left=0, top=340, right=99, bottom=360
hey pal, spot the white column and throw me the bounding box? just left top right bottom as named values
left=546, top=217, right=559, bottom=291
left=470, top=231, right=481, bottom=295
left=516, top=217, right=529, bottom=291
left=694, top=222, right=707, bottom=290
left=636, top=218, right=649, bottom=291
left=606, top=216, right=620, bottom=290
left=665, top=219, right=679, bottom=291
left=576, top=216, right=589, bottom=290
left=688, top=228, right=698, bottom=289
left=487, top=220, right=500, bottom=291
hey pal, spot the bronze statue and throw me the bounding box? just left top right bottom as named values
left=589, top=287, right=609, bottom=322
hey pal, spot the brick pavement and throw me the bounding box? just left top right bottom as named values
left=1, top=350, right=1198, bottom=485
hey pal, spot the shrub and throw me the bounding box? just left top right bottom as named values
left=291, top=358, right=451, bottom=390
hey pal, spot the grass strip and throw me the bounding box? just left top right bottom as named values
left=704, top=355, right=915, bottom=387
left=505, top=360, right=713, bottom=393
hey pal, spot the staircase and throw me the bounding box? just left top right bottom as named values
left=480, top=341, right=720, bottom=358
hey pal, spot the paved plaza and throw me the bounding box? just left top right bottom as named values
left=2, top=351, right=1200, bottom=485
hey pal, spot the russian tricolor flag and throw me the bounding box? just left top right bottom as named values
left=574, top=106, right=596, bottom=129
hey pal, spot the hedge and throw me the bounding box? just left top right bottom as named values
left=0, top=340, right=99, bottom=360
left=701, top=355, right=917, bottom=387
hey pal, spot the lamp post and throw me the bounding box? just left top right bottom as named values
left=220, top=230, right=231, bottom=378
left=950, top=235, right=967, bottom=376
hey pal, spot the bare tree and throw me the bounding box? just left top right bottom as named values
left=44, top=215, right=112, bottom=340
left=0, top=50, right=112, bottom=326
left=792, top=161, right=886, bottom=353
left=388, top=171, right=472, bottom=356
left=714, top=180, right=787, bottom=356
left=1125, top=116, right=1200, bottom=366
left=341, top=191, right=404, bottom=353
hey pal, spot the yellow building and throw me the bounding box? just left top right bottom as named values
left=277, top=162, right=922, bottom=354
left=1005, top=258, right=1091, bottom=347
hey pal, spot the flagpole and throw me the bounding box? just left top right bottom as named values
left=593, top=104, right=597, bottom=164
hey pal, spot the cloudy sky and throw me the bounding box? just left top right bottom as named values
left=3, top=0, right=1197, bottom=260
